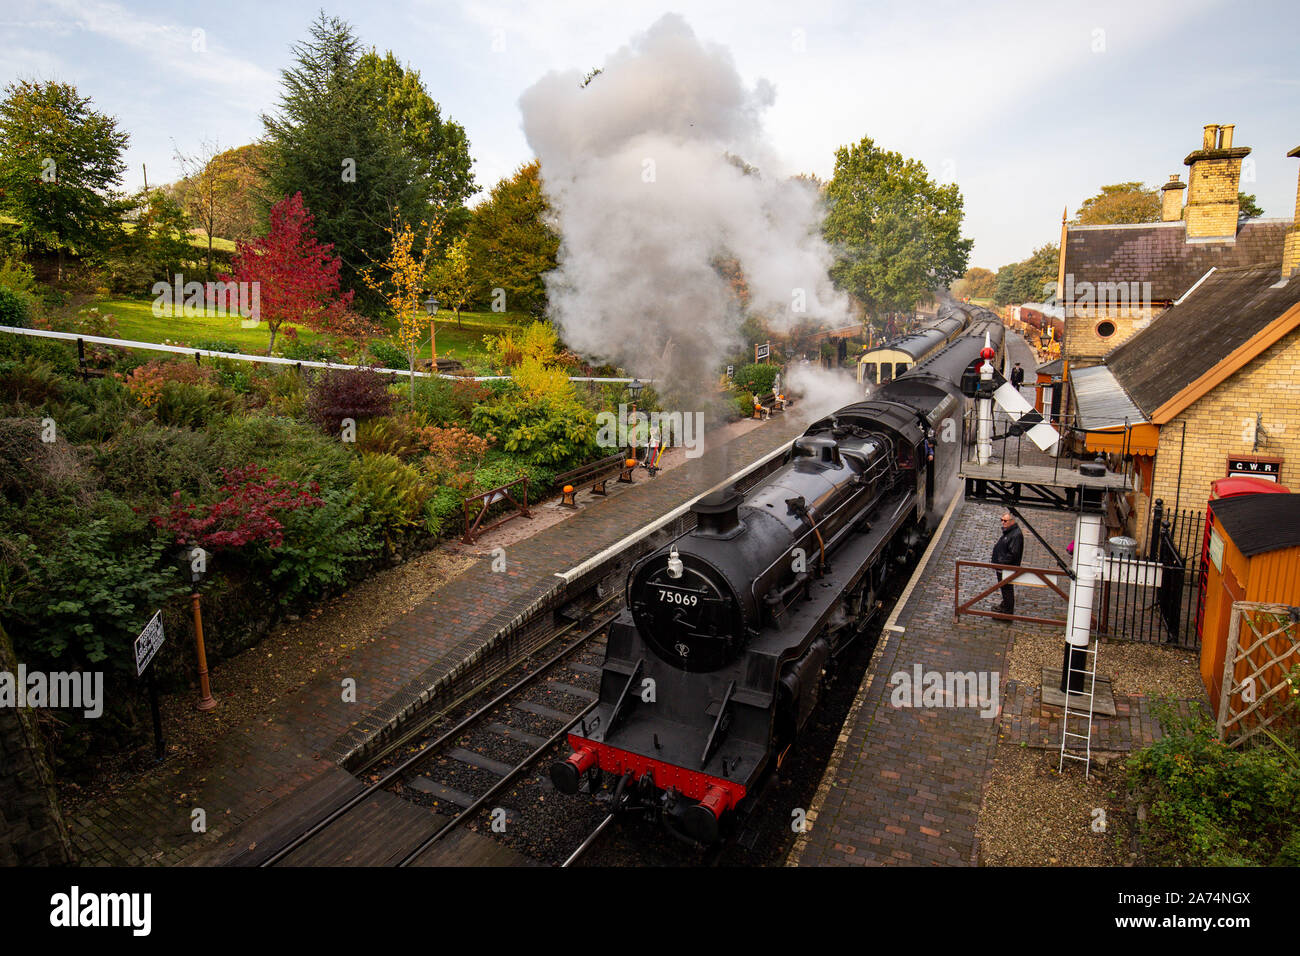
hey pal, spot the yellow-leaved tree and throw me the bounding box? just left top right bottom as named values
left=433, top=234, right=474, bottom=329
left=363, top=215, right=442, bottom=401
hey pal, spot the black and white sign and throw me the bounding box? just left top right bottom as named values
left=134, top=611, right=165, bottom=677
left=1227, top=457, right=1282, bottom=482
left=755, top=343, right=770, bottom=362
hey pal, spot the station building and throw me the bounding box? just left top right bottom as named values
left=1056, top=124, right=1292, bottom=371
left=1068, top=142, right=1300, bottom=552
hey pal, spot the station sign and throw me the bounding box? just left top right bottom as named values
left=755, top=343, right=770, bottom=362
left=1226, top=457, right=1282, bottom=482
left=134, top=611, right=166, bottom=677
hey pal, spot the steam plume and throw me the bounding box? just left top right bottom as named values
left=519, top=14, right=848, bottom=403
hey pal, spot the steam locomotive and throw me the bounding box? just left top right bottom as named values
left=551, top=302, right=1005, bottom=843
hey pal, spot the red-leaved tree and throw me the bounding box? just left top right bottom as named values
left=223, top=192, right=367, bottom=354
left=151, top=465, right=323, bottom=551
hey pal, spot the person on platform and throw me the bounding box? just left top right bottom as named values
left=1010, top=362, right=1025, bottom=391
left=991, top=511, right=1024, bottom=615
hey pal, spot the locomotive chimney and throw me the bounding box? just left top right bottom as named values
left=691, top=488, right=744, bottom=537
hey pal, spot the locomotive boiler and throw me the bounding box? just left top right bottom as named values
left=551, top=301, right=1004, bottom=843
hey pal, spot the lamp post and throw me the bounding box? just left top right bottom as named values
left=626, top=377, right=644, bottom=461
left=424, top=295, right=440, bottom=369
left=176, top=545, right=217, bottom=711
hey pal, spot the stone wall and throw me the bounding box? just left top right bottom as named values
left=0, top=625, right=74, bottom=866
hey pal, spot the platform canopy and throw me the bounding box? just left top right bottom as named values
left=1068, top=364, right=1159, bottom=456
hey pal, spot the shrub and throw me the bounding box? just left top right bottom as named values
left=266, top=487, right=378, bottom=603
left=93, top=422, right=242, bottom=504
left=150, top=463, right=324, bottom=551
left=152, top=380, right=238, bottom=428
left=413, top=376, right=491, bottom=425
left=733, top=363, right=777, bottom=396
left=356, top=414, right=422, bottom=458
left=121, top=359, right=216, bottom=408
left=1127, top=706, right=1300, bottom=865
left=214, top=414, right=353, bottom=492
left=0, top=286, right=31, bottom=328
left=470, top=393, right=599, bottom=469
left=191, top=338, right=243, bottom=354
left=349, top=452, right=432, bottom=549
left=280, top=336, right=343, bottom=363
left=0, top=357, right=65, bottom=406
left=367, top=338, right=409, bottom=370
left=305, top=366, right=396, bottom=434
left=417, top=424, right=489, bottom=477
left=423, top=484, right=466, bottom=538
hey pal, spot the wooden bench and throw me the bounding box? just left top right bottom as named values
left=752, top=390, right=790, bottom=420
left=556, top=451, right=636, bottom=508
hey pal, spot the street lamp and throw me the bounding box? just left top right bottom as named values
left=175, top=545, right=217, bottom=712
left=626, top=378, right=644, bottom=461
left=424, top=295, right=440, bottom=367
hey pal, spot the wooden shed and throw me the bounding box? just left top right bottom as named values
left=1198, top=492, right=1300, bottom=713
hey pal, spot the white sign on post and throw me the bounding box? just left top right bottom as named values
left=755, top=343, right=770, bottom=362
left=134, top=611, right=165, bottom=677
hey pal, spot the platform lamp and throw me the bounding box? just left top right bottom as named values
left=176, top=545, right=218, bottom=711
left=626, top=377, right=644, bottom=461
left=424, top=295, right=440, bottom=367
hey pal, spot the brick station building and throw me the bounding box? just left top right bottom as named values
left=1068, top=142, right=1300, bottom=551
left=1056, top=124, right=1292, bottom=373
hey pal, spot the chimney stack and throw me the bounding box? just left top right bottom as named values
left=1184, top=123, right=1251, bottom=240
left=1160, top=175, right=1186, bottom=222
left=1283, top=145, right=1300, bottom=280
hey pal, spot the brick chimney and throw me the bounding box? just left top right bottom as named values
left=1183, top=123, right=1251, bottom=240
left=1284, top=145, right=1300, bottom=279
left=1160, top=175, right=1186, bottom=221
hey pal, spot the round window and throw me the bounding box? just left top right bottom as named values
left=1096, top=320, right=1116, bottom=338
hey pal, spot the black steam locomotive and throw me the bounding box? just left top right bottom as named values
left=551, top=302, right=1005, bottom=843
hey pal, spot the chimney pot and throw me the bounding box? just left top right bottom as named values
left=1220, top=124, right=1235, bottom=149
left=1203, top=124, right=1219, bottom=150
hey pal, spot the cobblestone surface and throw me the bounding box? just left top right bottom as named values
left=66, top=411, right=813, bottom=866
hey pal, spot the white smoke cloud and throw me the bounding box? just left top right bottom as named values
left=785, top=362, right=864, bottom=419
left=519, top=14, right=849, bottom=400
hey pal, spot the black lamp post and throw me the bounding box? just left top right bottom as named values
left=626, top=378, right=644, bottom=460
left=175, top=545, right=217, bottom=711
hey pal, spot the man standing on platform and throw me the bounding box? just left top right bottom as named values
left=991, top=511, right=1024, bottom=615
left=1010, top=362, right=1025, bottom=393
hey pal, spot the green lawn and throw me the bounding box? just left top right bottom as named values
left=95, top=296, right=519, bottom=364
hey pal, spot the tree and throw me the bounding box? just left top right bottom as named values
left=224, top=192, right=361, bottom=354
left=1239, top=192, right=1263, bottom=221
left=167, top=143, right=269, bottom=244
left=465, top=161, right=559, bottom=316
left=0, top=79, right=130, bottom=279
left=1073, top=182, right=1159, bottom=225
left=99, top=187, right=193, bottom=291
left=433, top=235, right=473, bottom=328
left=1012, top=243, right=1059, bottom=303
left=174, top=138, right=232, bottom=280
left=822, top=136, right=971, bottom=323
left=262, top=14, right=474, bottom=306
left=954, top=266, right=996, bottom=300
left=994, top=263, right=1019, bottom=307
left=362, top=214, right=440, bottom=400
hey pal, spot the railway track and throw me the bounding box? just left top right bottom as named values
left=259, top=600, right=619, bottom=867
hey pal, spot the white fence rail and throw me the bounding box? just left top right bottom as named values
left=0, top=325, right=645, bottom=384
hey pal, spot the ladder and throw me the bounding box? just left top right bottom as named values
left=1058, top=489, right=1098, bottom=777
left=1058, top=636, right=1098, bottom=777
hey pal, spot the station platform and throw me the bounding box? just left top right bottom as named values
left=66, top=409, right=814, bottom=866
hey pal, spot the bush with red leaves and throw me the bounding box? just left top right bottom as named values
left=151, top=464, right=323, bottom=550
left=305, top=365, right=397, bottom=434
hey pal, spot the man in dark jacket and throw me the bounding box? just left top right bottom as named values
left=991, top=511, right=1024, bottom=614
left=1010, top=363, right=1025, bottom=391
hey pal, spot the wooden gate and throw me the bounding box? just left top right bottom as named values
left=1216, top=601, right=1300, bottom=747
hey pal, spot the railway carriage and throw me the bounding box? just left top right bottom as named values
left=552, top=300, right=1003, bottom=843
left=856, top=312, right=969, bottom=388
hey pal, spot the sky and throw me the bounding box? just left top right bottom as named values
left=2, top=0, right=1298, bottom=269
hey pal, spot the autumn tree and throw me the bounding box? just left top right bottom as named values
left=174, top=138, right=232, bottom=280
left=822, top=136, right=971, bottom=328
left=363, top=214, right=441, bottom=400
left=1073, top=182, right=1159, bottom=225
left=466, top=161, right=559, bottom=316
left=992, top=243, right=1060, bottom=306
left=432, top=235, right=473, bottom=327
left=224, top=192, right=360, bottom=354
left=0, top=79, right=131, bottom=279
left=954, top=266, right=996, bottom=300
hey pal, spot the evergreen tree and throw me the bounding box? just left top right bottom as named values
left=466, top=161, right=558, bottom=316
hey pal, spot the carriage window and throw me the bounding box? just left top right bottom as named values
left=880, top=363, right=892, bottom=382
left=895, top=362, right=910, bottom=377
left=863, top=363, right=877, bottom=385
